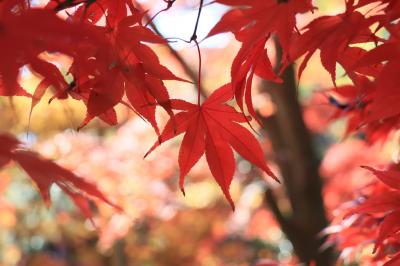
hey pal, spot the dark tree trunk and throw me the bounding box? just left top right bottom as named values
left=261, top=43, right=335, bottom=265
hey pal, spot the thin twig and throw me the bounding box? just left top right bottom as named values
left=190, top=0, right=204, bottom=42
left=264, top=187, right=291, bottom=233
left=136, top=2, right=207, bottom=99
left=145, top=0, right=176, bottom=27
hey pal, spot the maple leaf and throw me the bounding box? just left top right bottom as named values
left=0, top=134, right=120, bottom=221
left=363, top=61, right=400, bottom=124
left=287, top=4, right=379, bottom=84
left=145, top=84, right=278, bottom=210
left=0, top=0, right=180, bottom=132
left=340, top=166, right=400, bottom=264
left=62, top=0, right=136, bottom=28
left=355, top=0, right=400, bottom=28
left=374, top=210, right=400, bottom=253
left=338, top=46, right=383, bottom=80
left=65, top=9, right=186, bottom=130
left=209, top=0, right=313, bottom=58
left=0, top=0, right=118, bottom=120
left=362, top=166, right=400, bottom=193
left=0, top=134, right=19, bottom=168
left=324, top=74, right=400, bottom=143
left=334, top=54, right=400, bottom=142
left=230, top=37, right=282, bottom=125
left=28, top=57, right=70, bottom=113
left=353, top=41, right=400, bottom=71
left=113, top=12, right=187, bottom=83
left=208, top=0, right=313, bottom=122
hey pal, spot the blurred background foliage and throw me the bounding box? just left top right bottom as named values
left=0, top=0, right=396, bottom=265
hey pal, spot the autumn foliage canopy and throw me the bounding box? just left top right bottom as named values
left=1, top=0, right=400, bottom=265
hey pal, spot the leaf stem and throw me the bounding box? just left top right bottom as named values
left=194, top=39, right=202, bottom=106
left=191, top=0, right=204, bottom=107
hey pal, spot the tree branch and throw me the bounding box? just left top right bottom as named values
left=260, top=39, right=335, bottom=265
left=264, top=186, right=291, bottom=234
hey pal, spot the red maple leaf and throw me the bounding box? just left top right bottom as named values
left=208, top=0, right=313, bottom=58
left=145, top=84, right=278, bottom=210
left=208, top=0, right=313, bottom=122
left=0, top=134, right=120, bottom=221
left=340, top=166, right=400, bottom=265
left=65, top=9, right=186, bottom=130
left=0, top=1, right=183, bottom=131
left=287, top=3, right=379, bottom=84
